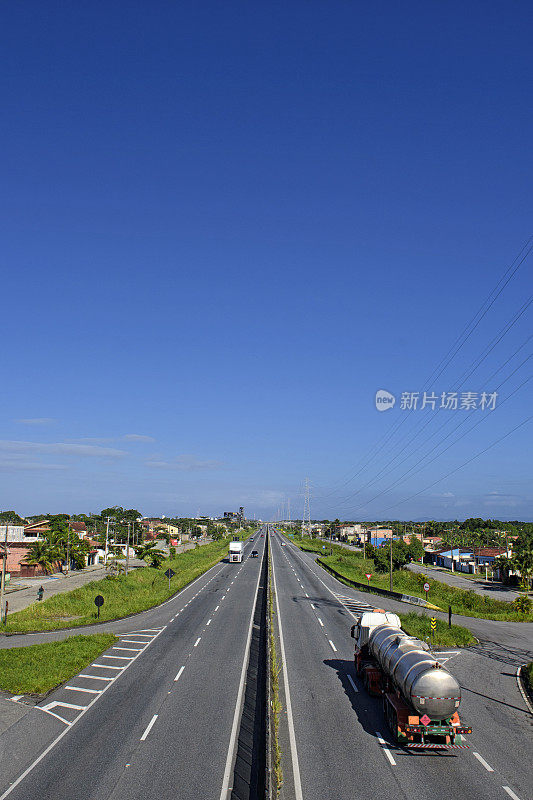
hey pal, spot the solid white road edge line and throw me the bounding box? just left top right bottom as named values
left=219, top=538, right=266, bottom=800
left=376, top=732, right=397, bottom=766
left=0, top=626, right=167, bottom=800
left=140, top=714, right=158, bottom=741
left=271, top=539, right=304, bottom=800
left=473, top=752, right=494, bottom=772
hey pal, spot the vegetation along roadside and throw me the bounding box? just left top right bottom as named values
left=0, top=634, right=117, bottom=695
left=289, top=535, right=533, bottom=622
left=2, top=538, right=235, bottom=634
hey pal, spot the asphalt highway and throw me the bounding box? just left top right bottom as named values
left=270, top=530, right=532, bottom=800
left=0, top=531, right=267, bottom=800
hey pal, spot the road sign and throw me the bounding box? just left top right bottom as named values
left=164, top=567, right=176, bottom=588
left=322, top=545, right=326, bottom=549
left=365, top=573, right=372, bottom=580
left=423, top=582, right=430, bottom=592
left=430, top=617, right=437, bottom=630
left=94, top=594, right=104, bottom=619
left=420, top=714, right=431, bottom=727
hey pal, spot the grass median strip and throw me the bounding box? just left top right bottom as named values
left=290, top=536, right=533, bottom=621
left=3, top=538, right=231, bottom=633
left=0, top=634, right=118, bottom=695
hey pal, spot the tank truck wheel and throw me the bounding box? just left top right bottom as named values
left=385, top=700, right=398, bottom=742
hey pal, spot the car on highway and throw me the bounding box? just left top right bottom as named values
left=250, top=550, right=258, bottom=558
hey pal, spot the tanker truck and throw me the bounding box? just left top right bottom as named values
left=351, top=610, right=471, bottom=749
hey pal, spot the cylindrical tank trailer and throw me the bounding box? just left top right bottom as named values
left=352, top=610, right=471, bottom=749
left=368, top=623, right=461, bottom=720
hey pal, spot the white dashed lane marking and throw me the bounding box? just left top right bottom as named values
left=376, top=732, right=396, bottom=766
left=140, top=714, right=158, bottom=741
left=473, top=753, right=494, bottom=772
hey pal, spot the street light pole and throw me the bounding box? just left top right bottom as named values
left=389, top=530, right=393, bottom=593
left=0, top=522, right=8, bottom=623
left=126, top=523, right=130, bottom=576
left=104, top=517, right=110, bottom=566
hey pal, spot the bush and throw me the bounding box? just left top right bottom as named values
left=513, top=595, right=532, bottom=614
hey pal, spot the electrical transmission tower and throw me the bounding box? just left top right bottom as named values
left=301, top=478, right=311, bottom=536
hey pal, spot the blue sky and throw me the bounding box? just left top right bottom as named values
left=1, top=1, right=532, bottom=521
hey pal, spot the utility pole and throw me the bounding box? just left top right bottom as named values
left=287, top=498, right=291, bottom=527
left=126, top=523, right=131, bottom=575
left=104, top=517, right=110, bottom=566
left=0, top=522, right=8, bottom=624
left=389, top=530, right=393, bottom=593
left=301, top=478, right=311, bottom=537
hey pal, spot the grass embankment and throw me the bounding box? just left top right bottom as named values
left=3, top=538, right=232, bottom=633
left=0, top=634, right=117, bottom=694
left=290, top=535, right=533, bottom=622
left=399, top=612, right=475, bottom=647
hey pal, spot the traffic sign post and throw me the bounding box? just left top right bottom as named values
left=164, top=567, right=176, bottom=589
left=365, top=573, right=372, bottom=586
left=423, top=581, right=430, bottom=602
left=94, top=594, right=104, bottom=619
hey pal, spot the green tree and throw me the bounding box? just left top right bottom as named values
left=24, top=541, right=57, bottom=575
left=0, top=511, right=26, bottom=525
left=513, top=532, right=533, bottom=591
left=406, top=535, right=425, bottom=562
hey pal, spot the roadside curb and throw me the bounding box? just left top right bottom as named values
left=516, top=665, right=533, bottom=715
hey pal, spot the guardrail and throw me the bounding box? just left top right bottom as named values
left=316, top=558, right=442, bottom=610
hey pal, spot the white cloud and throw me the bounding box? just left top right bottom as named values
left=14, top=418, right=55, bottom=425
left=146, top=455, right=222, bottom=471
left=70, top=434, right=156, bottom=444
left=0, top=440, right=126, bottom=458
left=0, top=461, right=67, bottom=471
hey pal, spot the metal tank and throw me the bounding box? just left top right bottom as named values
left=368, top=624, right=461, bottom=720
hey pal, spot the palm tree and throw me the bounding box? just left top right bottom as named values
left=24, top=541, right=57, bottom=575
left=513, top=535, right=533, bottom=592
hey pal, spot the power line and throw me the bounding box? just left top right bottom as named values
left=345, top=374, right=531, bottom=515
left=315, top=237, right=533, bottom=501
left=328, top=337, right=532, bottom=510
left=380, top=414, right=533, bottom=514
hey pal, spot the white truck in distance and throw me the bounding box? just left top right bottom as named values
left=229, top=540, right=243, bottom=563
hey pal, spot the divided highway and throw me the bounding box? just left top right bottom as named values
left=1, top=528, right=531, bottom=800
left=270, top=530, right=532, bottom=800
left=0, top=531, right=267, bottom=800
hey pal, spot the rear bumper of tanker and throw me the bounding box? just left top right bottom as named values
left=401, top=722, right=472, bottom=749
